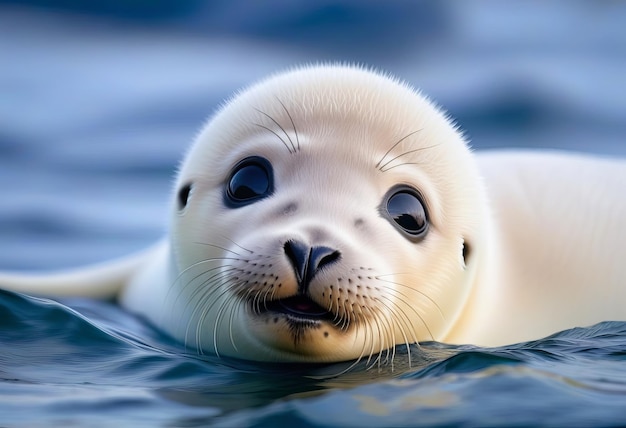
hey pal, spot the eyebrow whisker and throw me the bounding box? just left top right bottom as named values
left=276, top=98, right=300, bottom=152
left=255, top=108, right=297, bottom=153
left=252, top=122, right=294, bottom=154
left=378, top=143, right=442, bottom=172
left=375, top=129, right=422, bottom=170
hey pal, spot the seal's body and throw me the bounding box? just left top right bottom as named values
left=449, top=151, right=626, bottom=346
left=1, top=65, right=625, bottom=363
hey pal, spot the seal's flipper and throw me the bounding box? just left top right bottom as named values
left=0, top=244, right=160, bottom=300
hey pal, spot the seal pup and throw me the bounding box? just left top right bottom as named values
left=1, top=65, right=625, bottom=363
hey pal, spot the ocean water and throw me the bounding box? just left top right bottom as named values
left=1, top=2, right=626, bottom=427
left=2, top=290, right=626, bottom=426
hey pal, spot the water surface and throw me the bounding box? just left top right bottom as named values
left=2, top=290, right=626, bottom=426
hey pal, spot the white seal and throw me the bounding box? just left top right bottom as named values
left=2, top=65, right=625, bottom=363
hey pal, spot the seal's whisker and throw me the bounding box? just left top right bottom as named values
left=319, top=318, right=372, bottom=378
left=337, top=296, right=350, bottom=331
left=183, top=278, right=223, bottom=348
left=253, top=122, right=294, bottom=154
left=254, top=108, right=297, bottom=153
left=184, top=274, right=239, bottom=354
left=209, top=283, right=242, bottom=358
left=327, top=291, right=341, bottom=327
left=192, top=242, right=243, bottom=257
left=203, top=291, right=227, bottom=357
left=362, top=305, right=385, bottom=368
left=376, top=296, right=416, bottom=368
left=175, top=267, right=232, bottom=337
left=366, top=348, right=383, bottom=371
left=376, top=276, right=445, bottom=319
left=168, top=257, right=237, bottom=297
left=375, top=129, right=422, bottom=169
left=196, top=297, right=210, bottom=356
left=393, top=302, right=421, bottom=346
left=357, top=317, right=375, bottom=363
left=374, top=301, right=396, bottom=370
left=171, top=265, right=238, bottom=334
left=400, top=322, right=413, bottom=369
left=171, top=264, right=235, bottom=309
left=378, top=143, right=442, bottom=172
left=166, top=259, right=222, bottom=298
left=257, top=285, right=273, bottom=317
left=240, top=285, right=258, bottom=310
left=206, top=293, right=230, bottom=358
left=276, top=98, right=300, bottom=152
left=184, top=283, right=216, bottom=354
left=378, top=308, right=408, bottom=370
left=380, top=161, right=425, bottom=173
left=252, top=284, right=263, bottom=314
left=379, top=286, right=436, bottom=341
left=214, top=237, right=255, bottom=255
left=227, top=294, right=241, bottom=353
left=376, top=283, right=438, bottom=328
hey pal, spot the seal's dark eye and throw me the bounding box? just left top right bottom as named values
left=384, top=187, right=428, bottom=240
left=225, top=156, right=273, bottom=207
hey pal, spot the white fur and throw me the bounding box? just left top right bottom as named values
left=1, top=65, right=625, bottom=362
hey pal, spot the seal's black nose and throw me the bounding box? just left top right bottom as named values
left=283, top=240, right=341, bottom=292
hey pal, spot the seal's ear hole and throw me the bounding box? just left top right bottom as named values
left=462, top=240, right=471, bottom=266
left=178, top=183, right=193, bottom=210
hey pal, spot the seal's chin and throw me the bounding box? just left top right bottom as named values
left=255, top=295, right=336, bottom=324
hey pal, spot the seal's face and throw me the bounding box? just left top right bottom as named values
left=168, top=66, right=487, bottom=362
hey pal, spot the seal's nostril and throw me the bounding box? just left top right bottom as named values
left=313, top=247, right=341, bottom=272
left=284, top=240, right=309, bottom=283
left=284, top=240, right=341, bottom=292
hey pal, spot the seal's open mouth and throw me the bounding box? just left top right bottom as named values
left=262, top=295, right=334, bottom=322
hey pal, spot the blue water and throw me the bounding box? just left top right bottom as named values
left=2, top=290, right=626, bottom=426
left=1, top=1, right=626, bottom=427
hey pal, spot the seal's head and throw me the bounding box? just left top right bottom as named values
left=167, top=65, right=487, bottom=362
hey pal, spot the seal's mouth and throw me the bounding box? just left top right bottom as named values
left=260, top=295, right=335, bottom=322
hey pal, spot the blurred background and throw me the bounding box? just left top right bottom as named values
left=1, top=0, right=625, bottom=270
